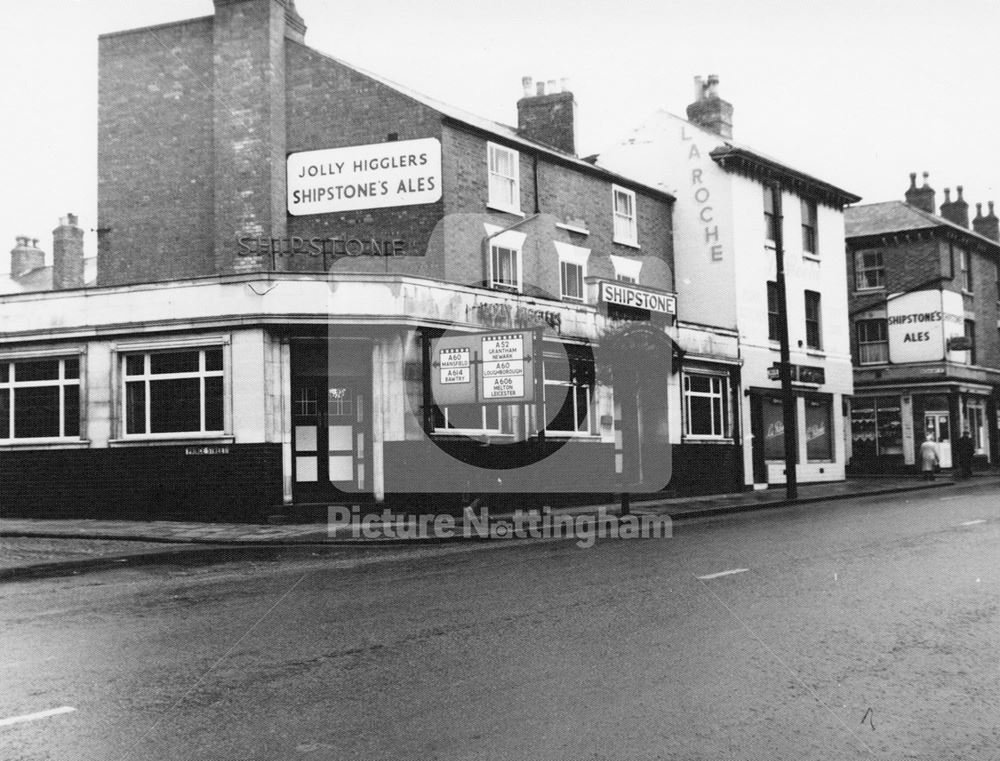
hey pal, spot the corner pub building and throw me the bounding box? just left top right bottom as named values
left=0, top=0, right=681, bottom=520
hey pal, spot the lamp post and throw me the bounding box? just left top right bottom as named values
left=771, top=183, right=798, bottom=500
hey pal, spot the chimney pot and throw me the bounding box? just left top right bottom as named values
left=972, top=199, right=1000, bottom=241
left=560, top=77, right=570, bottom=93
left=522, top=76, right=533, bottom=97
left=975, top=202, right=983, bottom=219
left=10, top=235, right=45, bottom=278
left=943, top=188, right=951, bottom=203
left=909, top=172, right=917, bottom=190
left=922, top=171, right=930, bottom=188
left=546, top=79, right=557, bottom=94
left=536, top=81, right=545, bottom=96
left=686, top=74, right=733, bottom=137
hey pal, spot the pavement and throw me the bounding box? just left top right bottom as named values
left=2, top=480, right=997, bottom=759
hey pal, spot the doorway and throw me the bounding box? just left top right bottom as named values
left=923, top=411, right=952, bottom=469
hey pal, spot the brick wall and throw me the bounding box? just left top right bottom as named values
left=97, top=17, right=216, bottom=285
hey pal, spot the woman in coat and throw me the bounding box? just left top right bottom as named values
left=919, top=437, right=939, bottom=480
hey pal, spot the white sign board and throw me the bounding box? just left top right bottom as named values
left=481, top=334, right=527, bottom=400
left=287, top=137, right=442, bottom=215
left=439, top=348, right=470, bottom=385
left=598, top=281, right=676, bottom=315
left=887, top=289, right=964, bottom=363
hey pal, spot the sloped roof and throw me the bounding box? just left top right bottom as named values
left=291, top=41, right=674, bottom=201
left=846, top=201, right=1000, bottom=250
left=0, top=258, right=98, bottom=295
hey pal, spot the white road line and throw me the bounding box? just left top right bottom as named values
left=696, top=568, right=749, bottom=580
left=960, top=519, right=986, bottom=526
left=939, top=496, right=963, bottom=501
left=0, top=706, right=76, bottom=728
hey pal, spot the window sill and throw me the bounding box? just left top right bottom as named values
left=490, top=284, right=522, bottom=295
left=561, top=296, right=585, bottom=305
left=612, top=238, right=641, bottom=250
left=543, top=432, right=601, bottom=439
left=109, top=434, right=234, bottom=447
left=556, top=223, right=590, bottom=236
left=854, top=286, right=885, bottom=294
left=0, top=439, right=91, bottom=450
left=961, top=290, right=974, bottom=297
left=802, top=253, right=821, bottom=262
left=805, top=348, right=825, bottom=357
left=682, top=437, right=735, bottom=445
left=486, top=203, right=525, bottom=218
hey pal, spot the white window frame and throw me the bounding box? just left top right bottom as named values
left=120, top=345, right=227, bottom=439
left=0, top=355, right=82, bottom=443
left=554, top=241, right=589, bottom=303
left=487, top=142, right=521, bottom=215
left=855, top=250, right=885, bottom=291
left=804, top=290, right=822, bottom=350
left=612, top=185, right=638, bottom=247
left=610, top=254, right=642, bottom=284
left=959, top=247, right=973, bottom=293
left=433, top=405, right=505, bottom=436
left=484, top=224, right=526, bottom=293
left=800, top=198, right=818, bottom=256
left=682, top=372, right=730, bottom=440
left=543, top=349, right=596, bottom=437
left=856, top=318, right=889, bottom=365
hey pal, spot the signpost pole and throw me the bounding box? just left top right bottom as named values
left=772, top=183, right=798, bottom=500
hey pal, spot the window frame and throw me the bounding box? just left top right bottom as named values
left=856, top=318, right=889, bottom=365
left=433, top=404, right=506, bottom=436
left=542, top=346, right=596, bottom=437
left=554, top=240, right=589, bottom=303
left=964, top=319, right=977, bottom=365
left=682, top=371, right=730, bottom=441
left=959, top=247, right=973, bottom=293
left=486, top=141, right=521, bottom=215
left=490, top=242, right=522, bottom=293
left=800, top=198, right=818, bottom=256
left=560, top=260, right=584, bottom=302
left=763, top=185, right=778, bottom=245
left=804, top=393, right=834, bottom=463
left=612, top=185, right=638, bottom=247
left=804, top=290, right=822, bottom=350
left=0, top=355, right=82, bottom=443
left=854, top=249, right=885, bottom=291
left=766, top=281, right=780, bottom=342
left=119, top=344, right=228, bottom=440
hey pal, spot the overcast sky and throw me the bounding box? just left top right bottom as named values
left=2, top=0, right=998, bottom=273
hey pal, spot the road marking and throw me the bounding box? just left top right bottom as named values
left=0, top=706, right=76, bottom=727
left=940, top=496, right=963, bottom=501
left=960, top=519, right=986, bottom=526
left=696, top=568, right=749, bottom=580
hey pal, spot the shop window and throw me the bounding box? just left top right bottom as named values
left=560, top=261, right=584, bottom=302
left=964, top=319, right=976, bottom=365
left=612, top=185, right=638, bottom=246
left=805, top=395, right=833, bottom=461
left=490, top=243, right=521, bottom=292
left=856, top=318, right=888, bottom=364
left=958, top=247, right=973, bottom=292
left=761, top=395, right=787, bottom=460
left=801, top=198, right=818, bottom=255
left=804, top=290, right=822, bottom=349
left=967, top=401, right=987, bottom=454
left=683, top=373, right=729, bottom=439
left=855, top=250, right=885, bottom=290
left=850, top=397, right=903, bottom=459
left=0, top=357, right=81, bottom=440
left=487, top=142, right=520, bottom=214
left=543, top=346, right=594, bottom=436
left=123, top=347, right=224, bottom=436
left=763, top=186, right=778, bottom=245
left=433, top=404, right=503, bottom=434
left=766, top=281, right=780, bottom=341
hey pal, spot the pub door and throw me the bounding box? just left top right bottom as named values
left=292, top=376, right=370, bottom=503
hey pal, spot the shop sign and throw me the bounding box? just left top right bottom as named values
left=469, top=302, right=562, bottom=333
left=185, top=446, right=230, bottom=455
left=598, top=281, right=676, bottom=315
left=287, top=137, right=442, bottom=215
left=767, top=363, right=825, bottom=385
left=887, top=289, right=964, bottom=363
left=429, top=330, right=536, bottom=406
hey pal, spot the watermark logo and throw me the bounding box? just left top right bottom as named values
left=328, top=505, right=672, bottom=548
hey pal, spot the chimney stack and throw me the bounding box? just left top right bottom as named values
left=516, top=75, right=577, bottom=155
left=10, top=236, right=45, bottom=278
left=905, top=171, right=936, bottom=214
left=972, top=200, right=999, bottom=242
left=939, top=185, right=970, bottom=228
left=52, top=213, right=85, bottom=289
left=686, top=74, right=733, bottom=138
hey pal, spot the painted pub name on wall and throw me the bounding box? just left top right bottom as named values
left=681, top=126, right=724, bottom=262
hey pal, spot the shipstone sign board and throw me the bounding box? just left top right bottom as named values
left=430, top=330, right=536, bottom=406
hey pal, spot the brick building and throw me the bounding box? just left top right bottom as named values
left=597, top=76, right=861, bottom=490
left=846, top=174, right=1000, bottom=473
left=0, top=0, right=680, bottom=519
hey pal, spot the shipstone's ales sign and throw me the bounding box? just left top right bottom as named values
left=598, top=281, right=677, bottom=315
left=887, top=289, right=965, bottom=363
left=430, top=330, right=536, bottom=406
left=287, top=137, right=442, bottom=215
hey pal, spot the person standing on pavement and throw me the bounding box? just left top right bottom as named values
left=920, top=436, right=939, bottom=480
left=957, top=429, right=975, bottom=479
